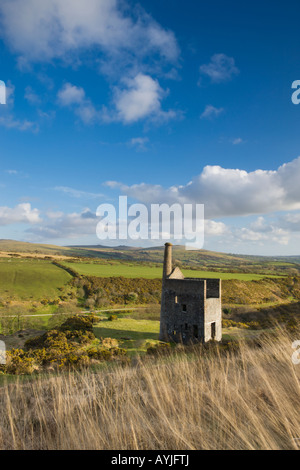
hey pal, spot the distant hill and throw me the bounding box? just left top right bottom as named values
left=1, top=240, right=300, bottom=275
left=0, top=239, right=87, bottom=257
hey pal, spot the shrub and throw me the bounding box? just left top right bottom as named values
left=7, top=314, right=127, bottom=375
left=124, top=292, right=138, bottom=304
left=59, top=314, right=97, bottom=332
left=3, top=349, right=37, bottom=375
left=147, top=342, right=171, bottom=356
left=223, top=308, right=231, bottom=315
left=108, top=315, right=118, bottom=322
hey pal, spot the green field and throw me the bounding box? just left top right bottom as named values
left=93, top=317, right=268, bottom=356
left=63, top=261, right=281, bottom=281
left=0, top=259, right=72, bottom=300
left=94, top=317, right=160, bottom=355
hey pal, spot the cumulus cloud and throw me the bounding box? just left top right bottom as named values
left=113, top=74, right=176, bottom=124
left=0, top=203, right=41, bottom=226
left=57, top=84, right=85, bottom=107
left=199, top=53, right=239, bottom=83
left=278, top=213, right=300, bottom=233
left=205, top=220, right=228, bottom=236
left=57, top=75, right=176, bottom=125
left=4, top=200, right=296, bottom=249
left=0, top=0, right=179, bottom=65
left=27, top=208, right=98, bottom=240
left=204, top=216, right=292, bottom=248
left=0, top=2, right=181, bottom=127
left=22, top=203, right=295, bottom=248
left=57, top=83, right=99, bottom=124
left=109, top=156, right=300, bottom=219
left=237, top=226, right=289, bottom=246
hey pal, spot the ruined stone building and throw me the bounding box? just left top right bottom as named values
left=159, top=243, right=222, bottom=344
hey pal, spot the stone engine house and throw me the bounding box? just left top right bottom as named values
left=159, top=243, right=222, bottom=344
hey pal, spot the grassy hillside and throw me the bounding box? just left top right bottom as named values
left=70, top=244, right=300, bottom=275
left=62, top=261, right=281, bottom=280
left=70, top=274, right=300, bottom=311
left=1, top=327, right=299, bottom=449
left=0, top=239, right=90, bottom=258
left=0, top=259, right=72, bottom=300
left=2, top=239, right=300, bottom=276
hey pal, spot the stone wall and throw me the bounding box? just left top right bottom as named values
left=159, top=243, right=222, bottom=344
left=160, top=279, right=206, bottom=342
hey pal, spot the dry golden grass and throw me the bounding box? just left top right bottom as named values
left=0, top=327, right=300, bottom=450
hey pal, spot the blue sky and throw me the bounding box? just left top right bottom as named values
left=1, top=0, right=300, bottom=255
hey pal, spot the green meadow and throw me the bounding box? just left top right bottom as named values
left=0, top=258, right=72, bottom=300
left=63, top=261, right=281, bottom=281
left=93, top=317, right=161, bottom=355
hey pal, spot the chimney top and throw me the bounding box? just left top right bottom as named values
left=163, top=242, right=173, bottom=279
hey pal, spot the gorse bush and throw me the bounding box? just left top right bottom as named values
left=0, top=315, right=126, bottom=375
left=222, top=319, right=250, bottom=329
left=58, top=314, right=98, bottom=332
left=72, top=276, right=162, bottom=306
left=108, top=315, right=118, bottom=321
left=71, top=275, right=300, bottom=308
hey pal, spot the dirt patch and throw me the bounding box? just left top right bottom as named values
left=0, top=329, right=46, bottom=350
left=0, top=251, right=73, bottom=260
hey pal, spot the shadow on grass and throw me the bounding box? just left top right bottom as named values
left=93, top=326, right=159, bottom=341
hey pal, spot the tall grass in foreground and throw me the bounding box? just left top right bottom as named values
left=0, top=327, right=300, bottom=450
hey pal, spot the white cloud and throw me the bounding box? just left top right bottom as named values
left=57, top=76, right=177, bottom=125
left=54, top=186, right=104, bottom=199
left=0, top=82, right=38, bottom=132
left=204, top=216, right=292, bottom=248
left=57, top=83, right=85, bottom=106
left=22, top=203, right=296, bottom=248
left=237, top=226, right=289, bottom=246
left=57, top=83, right=99, bottom=124
left=278, top=213, right=300, bottom=232
left=199, top=53, right=239, bottom=83
left=103, top=180, right=122, bottom=189
left=27, top=208, right=98, bottom=240
left=111, top=156, right=300, bottom=219
left=128, top=137, right=149, bottom=151
left=24, top=86, right=41, bottom=106
left=200, top=105, right=224, bottom=120
left=1, top=2, right=180, bottom=127
left=205, top=220, right=228, bottom=236
left=249, top=216, right=271, bottom=233
left=0, top=0, right=179, bottom=65
left=0, top=116, right=38, bottom=131
left=0, top=203, right=41, bottom=226
left=232, top=137, right=244, bottom=145
left=113, top=74, right=176, bottom=124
